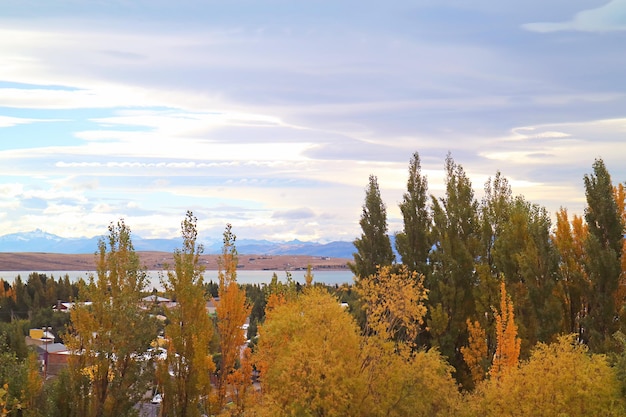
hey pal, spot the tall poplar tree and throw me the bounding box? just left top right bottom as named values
left=395, top=152, right=432, bottom=278
left=474, top=172, right=514, bottom=356
left=159, top=211, right=215, bottom=417
left=582, top=158, right=623, bottom=351
left=215, top=224, right=251, bottom=411
left=66, top=220, right=157, bottom=417
left=553, top=208, right=588, bottom=336
left=492, top=197, right=561, bottom=356
left=349, top=175, right=395, bottom=280
left=427, top=154, right=480, bottom=386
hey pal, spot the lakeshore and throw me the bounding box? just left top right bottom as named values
left=0, top=252, right=351, bottom=272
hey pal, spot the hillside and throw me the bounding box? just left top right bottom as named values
left=0, top=252, right=351, bottom=272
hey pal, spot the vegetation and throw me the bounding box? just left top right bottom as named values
left=349, top=174, right=395, bottom=280
left=0, top=154, right=625, bottom=416
left=158, top=211, right=215, bottom=417
left=64, top=220, right=158, bottom=417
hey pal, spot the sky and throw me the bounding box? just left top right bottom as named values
left=0, top=0, right=625, bottom=243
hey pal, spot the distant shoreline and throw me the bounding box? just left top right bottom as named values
left=0, top=252, right=351, bottom=272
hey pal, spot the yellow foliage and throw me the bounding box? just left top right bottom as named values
left=490, top=281, right=520, bottom=379
left=466, top=335, right=625, bottom=417
left=357, top=264, right=428, bottom=347
left=360, top=336, right=461, bottom=417
left=254, top=287, right=364, bottom=417
left=254, top=287, right=461, bottom=417
left=215, top=223, right=252, bottom=412
left=159, top=214, right=216, bottom=417
left=553, top=208, right=589, bottom=334
left=0, top=387, right=8, bottom=417
left=461, top=319, right=488, bottom=386
left=264, top=293, right=286, bottom=318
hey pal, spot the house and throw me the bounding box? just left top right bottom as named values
left=26, top=328, right=69, bottom=378
left=52, top=301, right=93, bottom=312
left=142, top=295, right=177, bottom=309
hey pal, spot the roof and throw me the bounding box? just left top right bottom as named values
left=142, top=295, right=172, bottom=303
left=37, top=343, right=68, bottom=354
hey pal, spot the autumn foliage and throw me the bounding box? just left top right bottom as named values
left=490, top=281, right=521, bottom=379
left=461, top=319, right=488, bottom=386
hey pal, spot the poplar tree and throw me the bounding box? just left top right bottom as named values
left=613, top=184, right=626, bottom=308
left=395, top=151, right=432, bottom=278
left=492, top=197, right=561, bottom=355
left=583, top=158, right=623, bottom=351
left=66, top=220, right=157, bottom=417
left=474, top=172, right=514, bottom=358
left=349, top=175, right=395, bottom=280
left=427, top=154, right=480, bottom=385
left=553, top=208, right=588, bottom=336
left=489, top=281, right=521, bottom=380
left=215, top=224, right=252, bottom=411
left=159, top=211, right=215, bottom=417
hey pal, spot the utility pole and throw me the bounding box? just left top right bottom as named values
left=43, top=326, right=52, bottom=379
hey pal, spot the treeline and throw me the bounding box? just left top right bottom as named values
left=349, top=152, right=626, bottom=387
left=0, top=273, right=79, bottom=320
left=344, top=152, right=626, bottom=382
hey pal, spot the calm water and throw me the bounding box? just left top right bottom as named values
left=0, top=269, right=355, bottom=290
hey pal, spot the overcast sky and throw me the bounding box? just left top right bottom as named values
left=0, top=0, right=625, bottom=243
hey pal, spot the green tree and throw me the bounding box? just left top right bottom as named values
left=349, top=175, right=395, bottom=280
left=12, top=276, right=30, bottom=320
left=427, top=154, right=480, bottom=386
left=0, top=320, right=29, bottom=360
left=26, top=273, right=46, bottom=311
left=582, top=158, right=624, bottom=351
left=492, top=197, right=561, bottom=356
left=395, top=152, right=432, bottom=278
left=0, top=351, right=43, bottom=417
left=65, top=220, right=158, bottom=417
left=159, top=211, right=216, bottom=417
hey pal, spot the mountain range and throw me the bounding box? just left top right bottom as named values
left=0, top=230, right=357, bottom=259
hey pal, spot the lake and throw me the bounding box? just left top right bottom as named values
left=0, top=269, right=356, bottom=290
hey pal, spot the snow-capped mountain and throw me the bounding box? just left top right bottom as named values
left=0, top=230, right=356, bottom=258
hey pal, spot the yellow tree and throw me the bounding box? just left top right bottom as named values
left=264, top=272, right=298, bottom=319
left=159, top=211, right=216, bottom=417
left=254, top=284, right=461, bottom=417
left=215, top=224, right=251, bottom=412
left=0, top=383, right=17, bottom=417
left=356, top=264, right=428, bottom=348
left=254, top=287, right=364, bottom=417
left=489, top=281, right=520, bottom=379
left=354, top=264, right=461, bottom=416
left=461, top=319, right=488, bottom=386
left=553, top=208, right=589, bottom=335
left=65, top=220, right=157, bottom=417
left=467, top=335, right=625, bottom=417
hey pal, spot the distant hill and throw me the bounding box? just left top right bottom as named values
left=0, top=230, right=357, bottom=259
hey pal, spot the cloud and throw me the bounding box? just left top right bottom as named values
left=272, top=207, right=316, bottom=220
left=523, top=0, right=626, bottom=33
left=0, top=115, right=63, bottom=127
